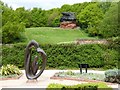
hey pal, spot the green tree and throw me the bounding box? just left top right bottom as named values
left=77, top=3, right=104, bottom=36
left=98, top=2, right=120, bottom=38
left=14, top=7, right=31, bottom=28
left=2, top=22, right=25, bottom=43
left=30, top=7, right=42, bottom=27
left=47, top=8, right=61, bottom=27
left=60, top=4, right=72, bottom=12
left=1, top=2, right=13, bottom=26
left=97, top=2, right=111, bottom=14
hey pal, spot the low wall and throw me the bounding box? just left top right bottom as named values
left=75, top=39, right=109, bottom=45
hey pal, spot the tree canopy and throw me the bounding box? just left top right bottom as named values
left=1, top=0, right=120, bottom=43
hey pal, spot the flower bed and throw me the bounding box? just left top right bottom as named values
left=0, top=64, right=23, bottom=80
left=50, top=71, right=105, bottom=83
left=0, top=73, right=23, bottom=80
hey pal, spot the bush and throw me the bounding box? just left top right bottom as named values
left=2, top=44, right=119, bottom=69
left=47, top=82, right=111, bottom=90
left=2, top=21, right=25, bottom=44
left=97, top=3, right=120, bottom=38
left=104, top=69, right=120, bottom=83
left=47, top=83, right=97, bottom=90
left=108, top=37, right=120, bottom=52
left=77, top=3, right=103, bottom=36
left=0, top=64, right=22, bottom=76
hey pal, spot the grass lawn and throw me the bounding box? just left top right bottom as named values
left=25, top=27, right=97, bottom=44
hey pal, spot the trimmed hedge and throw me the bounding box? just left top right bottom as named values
left=2, top=44, right=119, bottom=69
left=47, top=82, right=111, bottom=89
left=47, top=83, right=97, bottom=90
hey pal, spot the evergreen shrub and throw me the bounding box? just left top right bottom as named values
left=2, top=44, right=119, bottom=69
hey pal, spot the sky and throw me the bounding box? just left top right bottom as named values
left=2, top=0, right=91, bottom=10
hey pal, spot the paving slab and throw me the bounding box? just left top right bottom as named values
left=0, top=70, right=119, bottom=89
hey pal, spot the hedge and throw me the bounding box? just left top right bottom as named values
left=47, top=83, right=98, bottom=90
left=2, top=43, right=119, bottom=69
left=47, top=82, right=111, bottom=89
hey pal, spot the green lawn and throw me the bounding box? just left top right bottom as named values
left=25, top=27, right=97, bottom=44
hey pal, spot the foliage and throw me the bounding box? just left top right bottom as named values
left=54, top=71, right=105, bottom=81
left=65, top=71, right=75, bottom=75
left=1, top=1, right=119, bottom=42
left=97, top=1, right=111, bottom=14
left=0, top=1, right=103, bottom=29
left=47, top=9, right=61, bottom=27
left=1, top=1, right=13, bottom=26
left=2, top=44, right=119, bottom=69
left=30, top=8, right=48, bottom=27
left=14, top=7, right=31, bottom=28
left=0, top=64, right=22, bottom=76
left=108, top=37, right=120, bottom=52
left=2, top=21, right=25, bottom=43
left=47, top=82, right=111, bottom=89
left=98, top=2, right=120, bottom=38
left=77, top=3, right=104, bottom=36
left=102, top=49, right=119, bottom=69
left=104, top=69, right=120, bottom=83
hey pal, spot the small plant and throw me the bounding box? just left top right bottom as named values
left=65, top=71, right=75, bottom=75
left=104, top=69, right=120, bottom=83
left=54, top=71, right=105, bottom=81
left=0, top=64, right=22, bottom=76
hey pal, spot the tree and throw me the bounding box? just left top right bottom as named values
left=97, top=2, right=111, bottom=14
left=1, top=1, right=13, bottom=26
left=60, top=4, right=72, bottom=12
left=14, top=7, right=31, bottom=28
left=47, top=8, right=61, bottom=27
left=77, top=3, right=104, bottom=36
left=98, top=2, right=120, bottom=38
left=2, top=21, right=25, bottom=43
left=30, top=8, right=42, bottom=27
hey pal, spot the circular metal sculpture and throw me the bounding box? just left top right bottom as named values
left=25, top=40, right=47, bottom=80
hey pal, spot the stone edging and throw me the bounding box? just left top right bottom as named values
left=50, top=76, right=118, bottom=85
left=0, top=73, right=23, bottom=80
left=75, top=39, right=109, bottom=45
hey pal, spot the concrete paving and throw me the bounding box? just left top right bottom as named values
left=0, top=70, right=119, bottom=89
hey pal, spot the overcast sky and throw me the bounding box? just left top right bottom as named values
left=2, top=0, right=91, bottom=10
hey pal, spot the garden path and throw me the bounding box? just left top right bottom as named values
left=0, top=70, right=119, bottom=90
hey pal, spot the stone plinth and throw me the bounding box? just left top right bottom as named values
left=60, top=21, right=77, bottom=29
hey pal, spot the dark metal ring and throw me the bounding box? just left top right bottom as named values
left=25, top=40, right=47, bottom=80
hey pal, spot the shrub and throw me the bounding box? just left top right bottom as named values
left=47, top=83, right=97, bottom=90
left=77, top=3, right=103, bottom=36
left=102, top=49, right=119, bottom=69
left=65, top=71, right=75, bottom=75
left=108, top=37, right=120, bottom=52
left=2, top=44, right=119, bottom=69
left=97, top=3, right=120, bottom=38
left=47, top=82, right=111, bottom=90
left=2, top=21, right=25, bottom=44
left=0, top=64, right=22, bottom=76
left=104, top=69, right=120, bottom=83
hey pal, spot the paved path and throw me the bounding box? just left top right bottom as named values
left=0, top=70, right=119, bottom=89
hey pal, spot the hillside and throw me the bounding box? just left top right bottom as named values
left=25, top=27, right=97, bottom=44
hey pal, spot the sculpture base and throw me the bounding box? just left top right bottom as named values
left=26, top=79, right=38, bottom=83
left=60, top=21, right=77, bottom=29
